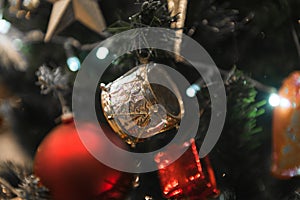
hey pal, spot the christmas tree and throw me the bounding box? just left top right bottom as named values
left=0, top=0, right=300, bottom=199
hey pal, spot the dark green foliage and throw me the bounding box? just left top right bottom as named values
left=0, top=162, right=50, bottom=200
left=107, top=0, right=176, bottom=34
left=210, top=71, right=266, bottom=199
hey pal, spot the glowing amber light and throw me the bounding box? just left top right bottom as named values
left=272, top=71, right=300, bottom=179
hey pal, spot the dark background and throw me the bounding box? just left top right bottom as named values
left=1, top=0, right=300, bottom=199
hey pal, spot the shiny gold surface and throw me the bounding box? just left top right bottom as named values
left=100, top=64, right=183, bottom=145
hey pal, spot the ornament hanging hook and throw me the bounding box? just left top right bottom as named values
left=167, top=0, right=188, bottom=62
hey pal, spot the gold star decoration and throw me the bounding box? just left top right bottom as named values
left=44, top=0, right=106, bottom=42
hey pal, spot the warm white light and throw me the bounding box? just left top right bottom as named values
left=186, top=87, right=196, bottom=97
left=269, top=93, right=280, bottom=107
left=67, top=56, right=81, bottom=72
left=280, top=98, right=291, bottom=108
left=96, top=47, right=109, bottom=59
left=269, top=93, right=291, bottom=108
left=0, top=19, right=11, bottom=34
left=186, top=84, right=201, bottom=97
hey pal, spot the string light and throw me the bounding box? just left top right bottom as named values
left=96, top=47, right=109, bottom=60
left=64, top=41, right=80, bottom=72
left=0, top=19, right=11, bottom=34
left=268, top=93, right=291, bottom=108
left=268, top=93, right=280, bottom=107
left=184, top=67, right=294, bottom=110
left=0, top=0, right=11, bottom=34
left=186, top=84, right=201, bottom=97
left=67, top=56, right=80, bottom=72
left=279, top=97, right=291, bottom=108
left=16, top=30, right=295, bottom=102
left=188, top=67, right=284, bottom=108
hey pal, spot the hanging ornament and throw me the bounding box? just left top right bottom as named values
left=100, top=63, right=183, bottom=146
left=44, top=0, right=106, bottom=42
left=34, top=65, right=132, bottom=199
left=34, top=116, right=132, bottom=200
left=154, top=139, right=219, bottom=199
left=167, top=0, right=188, bottom=62
left=271, top=71, right=300, bottom=179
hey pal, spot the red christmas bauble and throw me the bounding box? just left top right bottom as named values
left=34, top=118, right=131, bottom=200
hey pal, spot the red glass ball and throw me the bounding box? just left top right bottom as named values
left=34, top=119, right=130, bottom=200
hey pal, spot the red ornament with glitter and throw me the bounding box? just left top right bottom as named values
left=272, top=71, right=300, bottom=179
left=34, top=116, right=131, bottom=200
left=155, top=139, right=219, bottom=199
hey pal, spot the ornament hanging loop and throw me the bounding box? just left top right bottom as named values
left=137, top=49, right=151, bottom=64
left=35, top=65, right=72, bottom=122
left=167, top=0, right=188, bottom=62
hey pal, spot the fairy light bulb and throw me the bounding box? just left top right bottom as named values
left=268, top=93, right=291, bottom=108
left=279, top=97, right=291, bottom=108
left=269, top=93, right=280, bottom=107
left=67, top=56, right=80, bottom=72
left=64, top=42, right=80, bottom=72
left=96, top=47, right=109, bottom=60
left=186, top=84, right=201, bottom=98
left=0, top=5, right=11, bottom=34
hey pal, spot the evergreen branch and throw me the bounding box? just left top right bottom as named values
left=35, top=65, right=70, bottom=114
left=107, top=0, right=177, bottom=34
left=35, top=66, right=69, bottom=95
left=207, top=70, right=266, bottom=199
left=0, top=162, right=50, bottom=200
left=22, top=30, right=104, bottom=51
left=196, top=1, right=255, bottom=35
